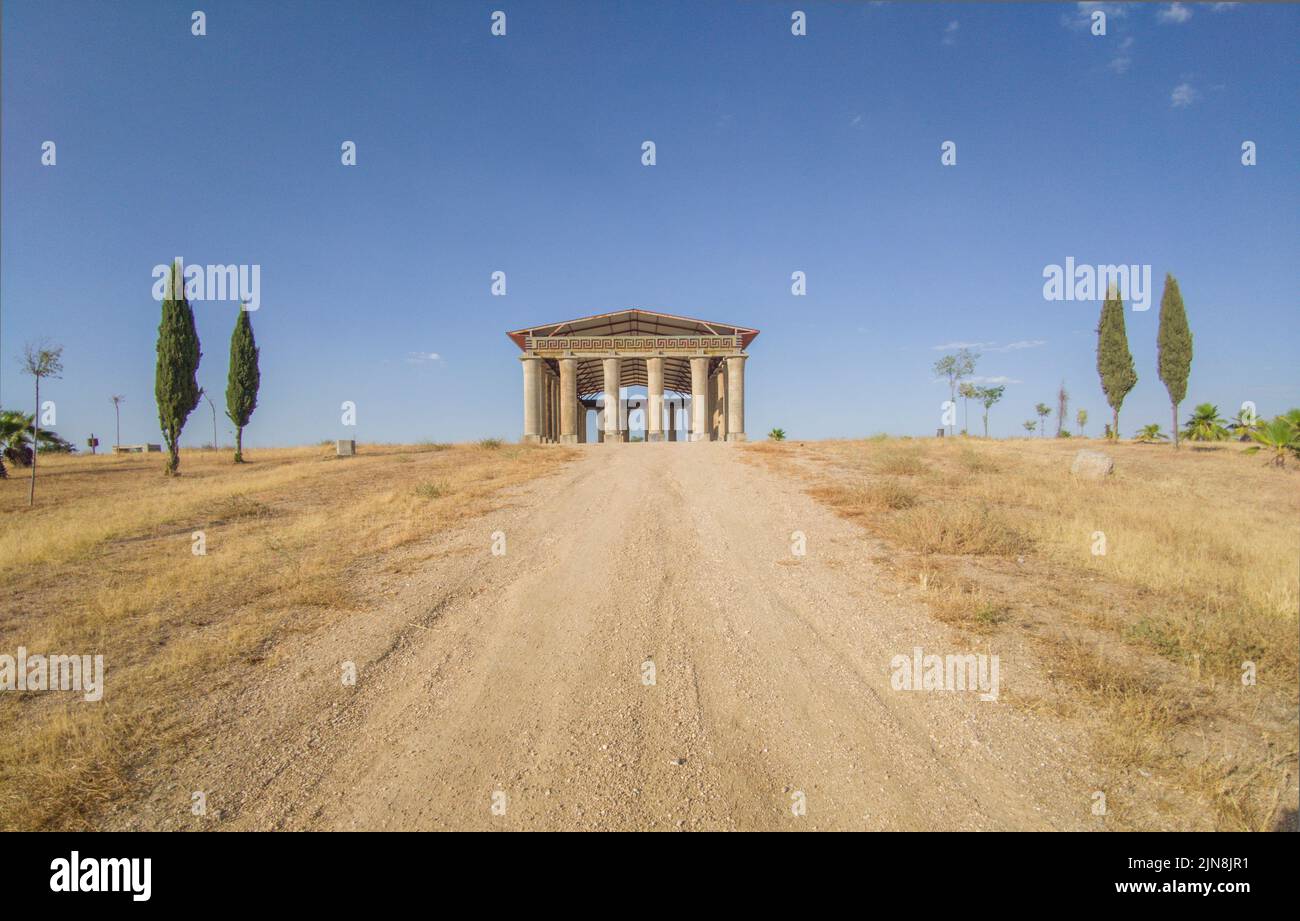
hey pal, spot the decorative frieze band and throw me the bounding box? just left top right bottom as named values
left=526, top=335, right=741, bottom=352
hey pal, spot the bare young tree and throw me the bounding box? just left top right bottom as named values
left=21, top=341, right=64, bottom=507
left=200, top=388, right=218, bottom=450
left=1055, top=381, right=1070, bottom=438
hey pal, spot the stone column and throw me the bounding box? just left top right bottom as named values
left=552, top=376, right=560, bottom=442
left=717, top=364, right=730, bottom=440
left=706, top=366, right=716, bottom=441
left=725, top=354, right=747, bottom=441
left=559, top=359, right=578, bottom=443
left=646, top=358, right=665, bottom=441
left=689, top=356, right=709, bottom=441
left=602, top=357, right=622, bottom=443
left=551, top=376, right=561, bottom=442
left=541, top=372, right=551, bottom=442
left=521, top=356, right=543, bottom=444
left=667, top=402, right=677, bottom=442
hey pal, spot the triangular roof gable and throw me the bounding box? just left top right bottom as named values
left=507, top=308, right=759, bottom=350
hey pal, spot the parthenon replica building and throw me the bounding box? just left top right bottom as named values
left=507, top=309, right=759, bottom=444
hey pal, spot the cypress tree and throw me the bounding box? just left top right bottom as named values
left=225, top=306, right=260, bottom=463
left=1156, top=274, right=1193, bottom=449
left=1095, top=285, right=1137, bottom=440
left=155, top=262, right=202, bottom=475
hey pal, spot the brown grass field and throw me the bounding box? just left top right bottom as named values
left=747, top=435, right=1299, bottom=830
left=0, top=442, right=576, bottom=831
left=1, top=435, right=1296, bottom=831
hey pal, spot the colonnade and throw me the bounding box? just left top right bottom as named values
left=520, top=353, right=746, bottom=444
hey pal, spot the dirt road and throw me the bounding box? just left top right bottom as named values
left=113, top=443, right=1095, bottom=831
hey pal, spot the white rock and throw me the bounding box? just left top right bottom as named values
left=1070, top=449, right=1114, bottom=479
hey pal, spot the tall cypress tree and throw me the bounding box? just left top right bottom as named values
left=1095, top=285, right=1137, bottom=440
left=1154, top=273, right=1190, bottom=450
left=225, top=306, right=260, bottom=463
left=1156, top=274, right=1193, bottom=449
left=155, top=262, right=202, bottom=475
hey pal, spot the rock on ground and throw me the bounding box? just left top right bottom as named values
left=1070, top=449, right=1115, bottom=479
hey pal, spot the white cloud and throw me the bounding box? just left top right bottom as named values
left=942, top=20, right=959, bottom=45
left=1157, top=2, right=1193, bottom=23
left=1109, top=35, right=1134, bottom=74
left=970, top=375, right=1021, bottom=385
left=1170, top=82, right=1198, bottom=107
left=405, top=351, right=442, bottom=363
left=1211, top=2, right=1239, bottom=10
left=931, top=340, right=1045, bottom=353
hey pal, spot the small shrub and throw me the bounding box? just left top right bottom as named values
left=414, top=481, right=449, bottom=500
left=212, top=495, right=272, bottom=522
left=872, top=450, right=925, bottom=476
left=957, top=449, right=999, bottom=473
left=871, top=480, right=918, bottom=510
left=477, top=438, right=503, bottom=450
left=887, top=502, right=1029, bottom=557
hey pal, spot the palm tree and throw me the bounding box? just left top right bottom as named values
left=1076, top=408, right=1088, bottom=437
left=1134, top=424, right=1168, bottom=444
left=110, top=394, right=125, bottom=447
left=768, top=428, right=787, bottom=442
left=1183, top=403, right=1229, bottom=442
left=1023, top=420, right=1036, bottom=437
left=1245, top=417, right=1300, bottom=467
left=0, top=409, right=67, bottom=468
left=0, top=411, right=27, bottom=478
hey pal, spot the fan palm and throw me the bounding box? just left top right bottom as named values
left=1228, top=409, right=1262, bottom=442
left=1134, top=424, right=1167, bottom=444
left=1183, top=403, right=1229, bottom=442
left=1245, top=417, right=1300, bottom=467
left=0, top=409, right=66, bottom=467
left=768, top=428, right=787, bottom=442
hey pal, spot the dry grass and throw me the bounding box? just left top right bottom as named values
left=750, top=436, right=1299, bottom=830
left=0, top=441, right=575, bottom=830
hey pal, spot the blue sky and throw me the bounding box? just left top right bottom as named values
left=2, top=0, right=1296, bottom=446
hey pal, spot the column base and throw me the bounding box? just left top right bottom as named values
left=690, top=432, right=707, bottom=442
left=646, top=432, right=665, bottom=442
left=725, top=433, right=747, bottom=442
left=559, top=434, right=579, bottom=444
left=522, top=434, right=543, bottom=444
